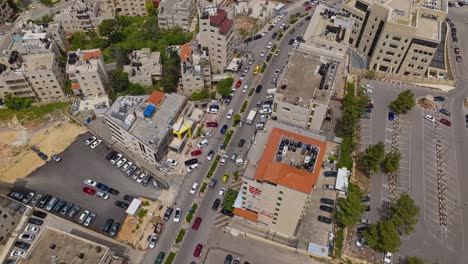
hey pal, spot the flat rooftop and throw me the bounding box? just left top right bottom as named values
left=159, top=0, right=190, bottom=14
left=0, top=53, right=55, bottom=77
left=17, top=227, right=108, bottom=264
left=244, top=120, right=327, bottom=194
left=66, top=49, right=103, bottom=74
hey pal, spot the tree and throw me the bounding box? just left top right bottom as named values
left=161, top=50, right=181, bottom=93
left=216, top=78, right=234, bottom=98
left=363, top=70, right=376, bottom=79
left=109, top=71, right=130, bottom=92
left=335, top=183, right=367, bottom=227
left=191, top=89, right=209, bottom=101
left=407, top=256, right=424, bottom=264
left=390, top=89, right=416, bottom=114
left=358, top=141, right=385, bottom=173
left=389, top=193, right=419, bottom=235
left=233, top=114, right=241, bottom=126
left=4, top=95, right=33, bottom=110
left=99, top=19, right=118, bottom=38
left=364, top=220, right=401, bottom=252
left=382, top=151, right=401, bottom=174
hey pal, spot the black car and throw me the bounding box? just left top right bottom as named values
left=434, top=96, right=445, bottom=102
left=365, top=205, right=371, bottom=212
left=268, top=25, right=274, bottom=31
left=225, top=95, right=232, bottom=105
left=255, top=85, right=263, bottom=94
left=303, top=1, right=309, bottom=6
left=184, top=158, right=199, bottom=167
left=288, top=39, right=295, bottom=45
left=115, top=201, right=129, bottom=209
left=38, top=194, right=51, bottom=208
left=123, top=195, right=134, bottom=202
left=106, top=151, right=117, bottom=160
left=28, top=218, right=44, bottom=226
left=109, top=222, right=121, bottom=237
left=221, top=209, right=234, bottom=217
left=32, top=210, right=47, bottom=219
left=225, top=254, right=233, bottom=264
left=108, top=188, right=119, bottom=195
left=319, top=205, right=334, bottom=213
left=38, top=151, right=48, bottom=160
left=324, top=171, right=337, bottom=177
left=295, top=12, right=301, bottom=17
left=296, top=36, right=304, bottom=42
left=266, top=54, right=272, bottom=62
left=102, top=218, right=114, bottom=234
left=142, top=175, right=151, bottom=186
left=320, top=198, right=334, bottom=205
left=52, top=200, right=67, bottom=214
left=290, top=28, right=296, bottom=34
left=238, top=139, right=246, bottom=148
left=253, top=34, right=262, bottom=40
left=212, top=199, right=221, bottom=210
left=305, top=15, right=311, bottom=21
left=362, top=195, right=371, bottom=202
left=317, top=216, right=332, bottom=224
left=163, top=207, right=174, bottom=221
left=244, top=37, right=252, bottom=43
left=272, top=32, right=278, bottom=39
left=357, top=226, right=369, bottom=234
left=15, top=241, right=31, bottom=250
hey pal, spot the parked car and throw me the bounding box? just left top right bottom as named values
left=24, top=226, right=40, bottom=233
left=207, top=150, right=214, bottom=160
left=85, top=136, right=96, bottom=145
left=383, top=252, right=393, bottom=263
left=115, top=201, right=129, bottom=209
left=218, top=188, right=226, bottom=197
left=434, top=96, right=445, bottom=102
left=192, top=217, right=202, bottom=230
left=155, top=252, right=165, bottom=264
left=30, top=194, right=42, bottom=206
left=102, top=218, right=114, bottom=234
left=109, top=223, right=121, bottom=237
left=60, top=202, right=74, bottom=216
left=82, top=187, right=96, bottom=195
left=123, top=195, right=134, bottom=202
left=173, top=208, right=181, bottom=222
left=440, top=118, right=452, bottom=127
left=149, top=233, right=159, bottom=248
left=38, top=195, right=51, bottom=208
left=96, top=183, right=109, bottom=192
left=9, top=192, right=24, bottom=201
left=191, top=149, right=202, bottom=156
left=78, top=210, right=90, bottom=223
left=32, top=210, right=47, bottom=219
left=10, top=250, right=26, bottom=258
left=28, top=218, right=43, bottom=226
left=14, top=241, right=30, bottom=250
left=193, top=243, right=203, bottom=257
left=424, top=114, right=435, bottom=123
left=322, top=184, right=334, bottom=190
left=106, top=151, right=117, bottom=160
left=206, top=121, right=219, bottom=128
left=163, top=207, right=174, bottom=221
left=221, top=209, right=234, bottom=217
left=51, top=154, right=62, bottom=162
left=238, top=139, right=246, bottom=148
left=22, top=192, right=35, bottom=204
left=319, top=205, right=334, bottom=213
left=317, top=216, right=332, bottom=224
left=110, top=154, right=122, bottom=164
left=320, top=198, right=334, bottom=205
left=212, top=199, right=221, bottom=210
left=388, top=111, right=395, bottom=121
left=44, top=197, right=58, bottom=211
left=115, top=158, right=127, bottom=168
left=19, top=233, right=35, bottom=241
left=96, top=192, right=109, bottom=200
left=220, top=124, right=228, bottom=134
left=439, top=108, right=451, bottom=116
left=90, top=139, right=102, bottom=149
left=84, top=213, right=96, bottom=227
left=190, top=183, right=199, bottom=194
left=84, top=179, right=97, bottom=187
left=67, top=205, right=81, bottom=219
left=52, top=200, right=67, bottom=214
left=324, top=171, right=337, bottom=177
left=108, top=188, right=119, bottom=195
left=362, top=195, right=371, bottom=202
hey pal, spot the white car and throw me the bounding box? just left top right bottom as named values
left=136, top=172, right=147, bottom=183
left=25, top=225, right=39, bottom=233
left=116, top=158, right=127, bottom=168
left=201, top=132, right=212, bottom=138
left=259, top=108, right=272, bottom=114
left=220, top=155, right=228, bottom=165
left=96, top=191, right=109, bottom=200
left=424, top=114, right=435, bottom=123
left=218, top=188, right=226, bottom=197
left=242, top=85, right=248, bottom=92
left=267, top=42, right=272, bottom=49
left=384, top=252, right=392, bottom=263
left=166, top=159, right=178, bottom=166
left=260, top=50, right=266, bottom=56
left=173, top=208, right=181, bottom=222
left=19, top=233, right=35, bottom=241
left=85, top=136, right=96, bottom=145
left=249, top=59, right=254, bottom=65
left=187, top=163, right=199, bottom=172
left=149, top=234, right=158, bottom=249
left=90, top=139, right=102, bottom=149
left=122, top=161, right=132, bottom=171
left=240, top=73, right=246, bottom=80
left=190, top=183, right=199, bottom=194
left=197, top=139, right=208, bottom=148
left=10, top=250, right=26, bottom=257
left=84, top=178, right=97, bottom=187
left=84, top=213, right=96, bottom=227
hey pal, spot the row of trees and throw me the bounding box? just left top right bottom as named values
left=358, top=142, right=401, bottom=174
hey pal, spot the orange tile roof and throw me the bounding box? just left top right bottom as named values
left=146, top=91, right=165, bottom=106
left=71, top=83, right=80, bottom=89
left=233, top=208, right=258, bottom=222
left=180, top=43, right=191, bottom=62
left=253, top=128, right=327, bottom=194
left=82, top=50, right=102, bottom=60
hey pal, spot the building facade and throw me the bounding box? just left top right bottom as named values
left=0, top=0, right=13, bottom=24
left=158, top=0, right=196, bottom=31
left=342, top=0, right=447, bottom=76
left=112, top=0, right=147, bottom=16
left=199, top=8, right=234, bottom=74
left=123, top=48, right=162, bottom=87
left=0, top=196, right=27, bottom=245
left=179, top=41, right=212, bottom=96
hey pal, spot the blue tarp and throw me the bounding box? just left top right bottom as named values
left=144, top=104, right=156, bottom=117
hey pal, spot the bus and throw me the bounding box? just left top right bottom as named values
left=253, top=65, right=261, bottom=75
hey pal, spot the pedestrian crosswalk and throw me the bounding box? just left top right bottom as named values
left=214, top=214, right=231, bottom=228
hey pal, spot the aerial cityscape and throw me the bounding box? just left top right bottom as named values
left=0, top=0, right=467, bottom=263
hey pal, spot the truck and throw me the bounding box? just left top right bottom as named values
left=246, top=109, right=257, bottom=125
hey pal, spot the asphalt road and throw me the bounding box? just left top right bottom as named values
left=141, top=4, right=316, bottom=264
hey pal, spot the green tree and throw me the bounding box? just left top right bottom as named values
left=4, top=96, right=33, bottom=110
left=358, top=141, right=385, bottom=173
left=363, top=70, right=376, bottom=79
left=364, top=220, right=401, bottom=252
left=161, top=50, right=181, bottom=93
left=335, top=183, right=366, bottom=227
left=191, top=89, right=209, bottom=101
left=389, top=193, right=419, bottom=235
left=233, top=114, right=241, bottom=126
left=407, top=256, right=424, bottom=264
left=382, top=151, right=401, bottom=174
left=390, top=89, right=416, bottom=114
left=99, top=19, right=118, bottom=38
left=217, top=78, right=234, bottom=98
left=109, top=71, right=130, bottom=92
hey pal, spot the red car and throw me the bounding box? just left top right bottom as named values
left=192, top=217, right=202, bottom=230
left=191, top=149, right=202, bottom=156
left=193, top=243, right=203, bottom=257
left=235, top=80, right=242, bottom=88
left=206, top=122, right=219, bottom=128
left=440, top=118, right=452, bottom=127
left=82, top=187, right=96, bottom=195
left=305, top=5, right=312, bottom=11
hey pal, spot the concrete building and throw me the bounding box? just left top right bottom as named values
left=199, top=8, right=234, bottom=74
left=16, top=227, right=124, bottom=264
left=104, top=91, right=186, bottom=166
left=18, top=22, right=69, bottom=52
left=233, top=120, right=327, bottom=237
left=342, top=0, right=447, bottom=76
left=158, top=0, right=196, bottom=31
left=123, top=48, right=162, bottom=87
left=54, top=0, right=114, bottom=34
left=179, top=41, right=212, bottom=96
left=112, top=0, right=147, bottom=16
left=66, top=49, right=109, bottom=98
left=0, top=0, right=13, bottom=24
left=0, top=196, right=28, bottom=246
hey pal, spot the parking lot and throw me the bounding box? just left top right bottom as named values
left=11, top=132, right=159, bottom=234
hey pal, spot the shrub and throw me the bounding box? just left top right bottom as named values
left=175, top=229, right=185, bottom=243
left=240, top=101, right=248, bottom=113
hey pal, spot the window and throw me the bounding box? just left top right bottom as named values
left=278, top=197, right=282, bottom=201
left=272, top=221, right=277, bottom=225
left=279, top=191, right=283, bottom=194
left=273, top=217, right=278, bottom=220
left=383, top=58, right=391, bottom=63
left=276, top=202, right=281, bottom=206
left=275, top=208, right=280, bottom=211
left=283, top=107, right=290, bottom=111
left=389, top=44, right=398, bottom=49
left=392, top=36, right=401, bottom=41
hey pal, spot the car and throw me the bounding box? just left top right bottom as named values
left=190, top=149, right=202, bottom=156
left=221, top=209, right=234, bottom=217
left=240, top=73, right=246, bottom=80
left=85, top=136, right=96, bottom=145
left=82, top=187, right=96, bottom=195
left=303, top=1, right=310, bottom=6
left=115, top=157, right=127, bottom=167
left=122, top=161, right=132, bottom=171
left=44, top=197, right=58, bottom=211
left=440, top=118, right=451, bottom=126
left=115, top=201, right=129, bottom=209
left=222, top=173, right=229, bottom=183
left=439, top=108, right=451, bottom=116
left=319, top=205, right=334, bottom=213
left=288, top=39, right=295, bottom=45
left=305, top=5, right=312, bottom=10
left=207, top=150, right=214, bottom=160
left=96, top=183, right=109, bottom=192
left=260, top=50, right=266, bottom=56
left=237, top=139, right=246, bottom=148
left=197, top=139, right=209, bottom=148
left=220, top=124, right=228, bottom=134
left=109, top=222, right=120, bottom=237
left=384, top=252, right=392, bottom=263
left=235, top=80, right=242, bottom=88
left=38, top=152, right=48, bottom=160
left=225, top=255, right=233, bottom=264
left=272, top=32, right=278, bottom=39
left=51, top=154, right=62, bottom=162
left=155, top=252, right=165, bottom=264
left=192, top=217, right=202, bottom=230
left=434, top=96, right=445, bottom=101
left=266, top=42, right=272, bottom=49
left=324, top=171, right=337, bottom=177
left=163, top=207, right=174, bottom=221
left=19, top=233, right=35, bottom=241
left=322, top=184, right=334, bottom=190
left=317, top=216, right=332, bottom=224
left=456, top=56, right=462, bottom=62
left=10, top=250, right=26, bottom=257
left=424, top=114, right=435, bottom=123
left=362, top=195, right=371, bottom=202
left=102, top=218, right=114, bottom=234
left=60, top=202, right=74, bottom=216
left=253, top=34, right=262, bottom=40
left=244, top=37, right=252, bottom=43
left=123, top=195, right=134, bottom=202
left=255, top=85, right=263, bottom=93
left=22, top=192, right=35, bottom=204
left=32, top=210, right=47, bottom=219
left=190, top=183, right=199, bottom=194
left=28, top=218, right=43, bottom=226
left=84, top=179, right=97, bottom=187
left=96, top=192, right=109, bottom=200
left=173, top=208, right=181, bottom=222
left=206, top=121, right=219, bottom=128
left=187, top=163, right=199, bottom=172
left=388, top=111, right=395, bottom=121
left=361, top=218, right=369, bottom=224
left=108, top=188, right=119, bottom=195
left=67, top=205, right=81, bottom=219
left=9, top=192, right=24, bottom=201
left=365, top=205, right=371, bottom=211
left=320, top=198, right=334, bottom=205
left=455, top=47, right=460, bottom=54
left=305, top=15, right=312, bottom=20
left=90, top=139, right=102, bottom=149
left=289, top=28, right=295, bottom=34
left=218, top=188, right=226, bottom=197
left=136, top=172, right=147, bottom=183
left=52, top=200, right=67, bottom=214
left=38, top=195, right=51, bottom=208
left=149, top=233, right=159, bottom=248
left=212, top=199, right=221, bottom=210
left=78, top=210, right=90, bottom=223
left=106, top=151, right=117, bottom=160
left=201, top=132, right=212, bottom=139
left=30, top=194, right=42, bottom=206
left=356, top=237, right=367, bottom=247
left=193, top=243, right=203, bottom=257
left=110, top=153, right=122, bottom=164
left=84, top=213, right=96, bottom=227
left=357, top=226, right=369, bottom=234
left=25, top=225, right=40, bottom=233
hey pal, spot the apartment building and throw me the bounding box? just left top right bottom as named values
left=0, top=196, right=27, bottom=245
left=66, top=49, right=109, bottom=98
left=199, top=8, right=234, bottom=74
left=158, top=0, right=196, bottom=31
left=20, top=22, right=69, bottom=51
left=104, top=91, right=186, bottom=166
left=0, top=0, right=13, bottom=24
left=54, top=0, right=114, bottom=34
left=234, top=120, right=327, bottom=237
left=342, top=0, right=447, bottom=76
left=179, top=41, right=212, bottom=96
left=123, top=48, right=162, bottom=87
left=112, top=0, right=147, bottom=16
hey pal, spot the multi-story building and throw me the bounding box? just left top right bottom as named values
left=123, top=48, right=162, bottom=87
left=112, top=0, right=147, bottom=16
left=66, top=49, right=109, bottom=98
left=20, top=22, right=69, bottom=51
left=342, top=0, right=447, bottom=76
left=54, top=0, right=114, bottom=34
left=158, top=0, right=196, bottom=31
left=233, top=120, right=327, bottom=237
left=179, top=41, right=212, bottom=96
left=0, top=195, right=27, bottom=245
left=199, top=8, right=234, bottom=74
left=0, top=0, right=13, bottom=24
left=104, top=91, right=186, bottom=166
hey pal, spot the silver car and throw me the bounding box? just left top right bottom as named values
left=84, top=213, right=96, bottom=227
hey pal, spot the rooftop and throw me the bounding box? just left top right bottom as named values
left=123, top=48, right=162, bottom=78
left=0, top=52, right=55, bottom=77
left=205, top=9, right=233, bottom=35
left=66, top=49, right=103, bottom=73
left=244, top=120, right=327, bottom=194
left=159, top=0, right=191, bottom=15
left=7, top=28, right=56, bottom=55
left=180, top=41, right=209, bottom=75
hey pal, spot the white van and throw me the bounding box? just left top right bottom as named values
left=255, top=123, right=265, bottom=130
left=187, top=163, right=199, bottom=172
left=235, top=158, right=245, bottom=165
left=227, top=109, right=234, bottom=119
